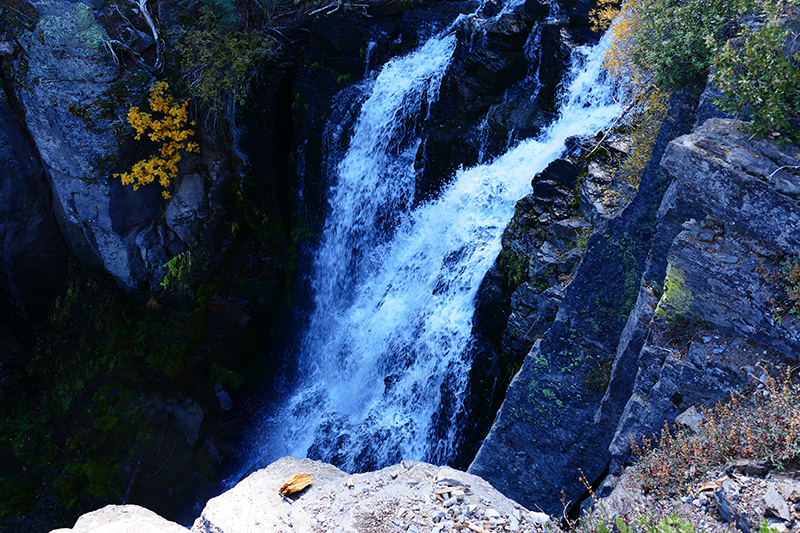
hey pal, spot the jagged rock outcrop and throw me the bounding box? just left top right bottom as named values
left=468, top=88, right=700, bottom=514
left=10, top=0, right=235, bottom=292
left=16, top=0, right=147, bottom=290
left=470, top=109, right=800, bottom=514
left=602, top=118, right=800, bottom=474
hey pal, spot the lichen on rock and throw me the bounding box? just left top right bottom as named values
left=655, top=264, right=692, bottom=322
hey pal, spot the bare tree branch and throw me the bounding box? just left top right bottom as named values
left=105, top=0, right=164, bottom=75
left=768, top=164, right=800, bottom=179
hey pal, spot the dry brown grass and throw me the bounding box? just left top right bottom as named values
left=631, top=364, right=800, bottom=497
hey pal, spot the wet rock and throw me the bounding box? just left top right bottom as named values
left=12, top=0, right=236, bottom=292
left=551, top=217, right=591, bottom=240
left=166, top=398, right=205, bottom=447
left=417, top=6, right=535, bottom=201
left=208, top=296, right=251, bottom=329
left=165, top=174, right=209, bottom=250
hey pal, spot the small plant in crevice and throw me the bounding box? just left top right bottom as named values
left=585, top=358, right=614, bottom=392
left=651, top=315, right=711, bottom=355
left=159, top=251, right=194, bottom=293
left=575, top=225, right=593, bottom=250
left=498, top=249, right=530, bottom=291
left=572, top=469, right=701, bottom=533
left=115, top=81, right=199, bottom=199
left=757, top=253, right=800, bottom=322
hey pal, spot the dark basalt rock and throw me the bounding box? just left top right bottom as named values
left=401, top=1, right=479, bottom=48
left=536, top=22, right=572, bottom=112
left=469, top=88, right=701, bottom=515
left=416, top=7, right=536, bottom=203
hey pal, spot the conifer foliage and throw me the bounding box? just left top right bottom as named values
left=115, top=82, right=199, bottom=199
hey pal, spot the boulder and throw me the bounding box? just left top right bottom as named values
left=192, top=458, right=530, bottom=533
left=51, top=504, right=188, bottom=533
left=764, top=483, right=791, bottom=521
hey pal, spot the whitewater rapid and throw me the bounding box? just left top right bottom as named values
left=251, top=12, right=621, bottom=473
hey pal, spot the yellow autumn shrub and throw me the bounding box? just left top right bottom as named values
left=115, top=82, right=199, bottom=199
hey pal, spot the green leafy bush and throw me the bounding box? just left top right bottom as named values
left=600, top=0, right=799, bottom=143
left=712, top=18, right=800, bottom=142
left=631, top=0, right=732, bottom=90
left=598, top=0, right=731, bottom=93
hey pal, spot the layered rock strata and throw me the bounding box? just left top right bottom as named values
left=471, top=115, right=800, bottom=514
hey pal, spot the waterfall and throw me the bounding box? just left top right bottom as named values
left=251, top=19, right=620, bottom=474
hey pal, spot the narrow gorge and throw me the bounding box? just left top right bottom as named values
left=0, top=0, right=798, bottom=531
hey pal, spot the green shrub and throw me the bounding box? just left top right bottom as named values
left=712, top=19, right=800, bottom=142
left=631, top=0, right=732, bottom=90
left=599, top=0, right=732, bottom=95
left=602, top=0, right=799, bottom=144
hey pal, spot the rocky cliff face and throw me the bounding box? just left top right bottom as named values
left=603, top=117, right=800, bottom=472
left=470, top=111, right=800, bottom=514
left=3, top=0, right=238, bottom=294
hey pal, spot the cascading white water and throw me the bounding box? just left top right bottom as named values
left=255, top=17, right=620, bottom=473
